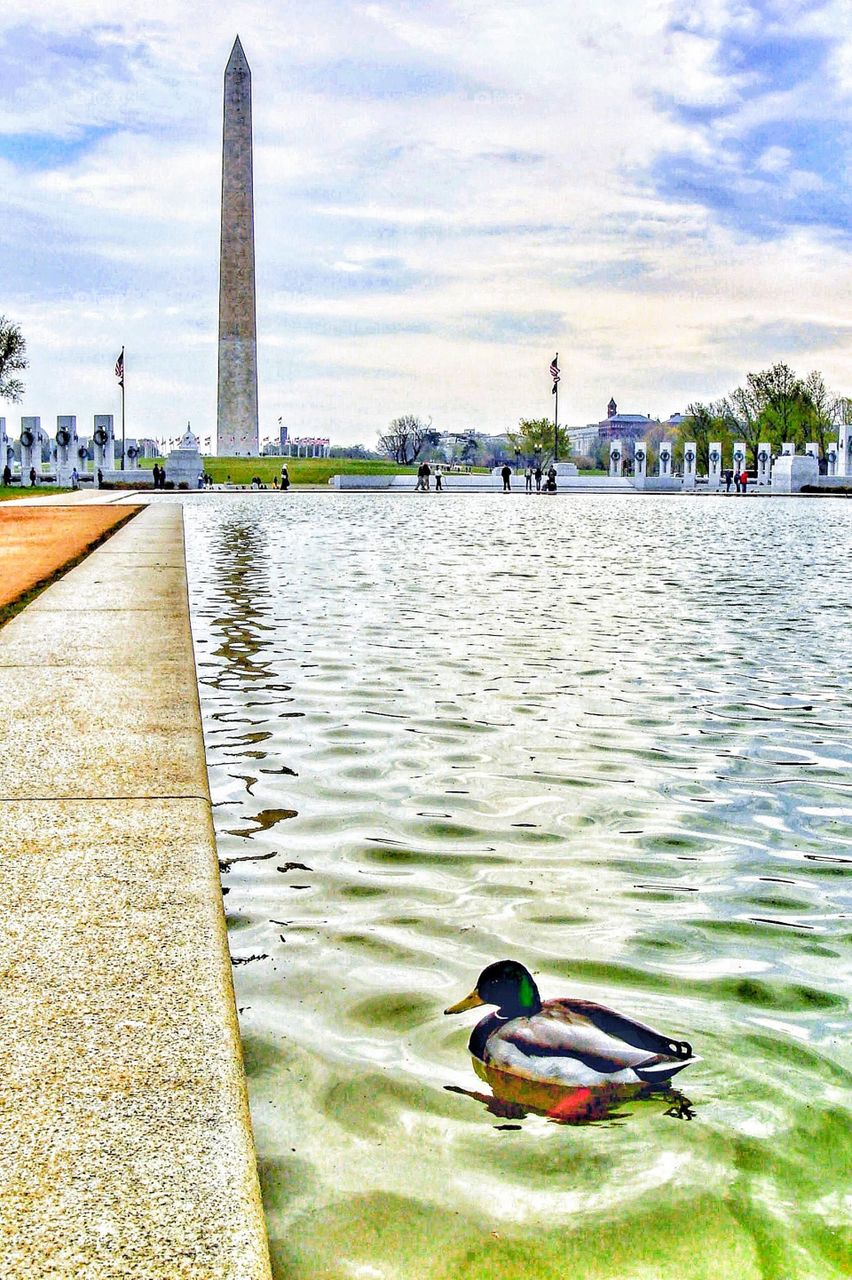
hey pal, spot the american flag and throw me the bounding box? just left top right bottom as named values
left=549, top=353, right=559, bottom=394
left=114, top=348, right=124, bottom=387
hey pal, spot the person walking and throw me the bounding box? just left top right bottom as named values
left=280, top=464, right=290, bottom=491
left=524, top=465, right=533, bottom=493
left=29, top=466, right=37, bottom=487
left=724, top=468, right=733, bottom=493
left=501, top=463, right=512, bottom=492
left=740, top=468, right=748, bottom=495
left=2, top=463, right=11, bottom=486
left=734, top=470, right=741, bottom=494
left=546, top=465, right=558, bottom=492
left=71, top=467, right=79, bottom=490
left=435, top=466, right=443, bottom=492
left=534, top=463, right=542, bottom=493
left=152, top=463, right=160, bottom=488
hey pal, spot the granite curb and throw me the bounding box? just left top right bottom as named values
left=0, top=504, right=272, bottom=1278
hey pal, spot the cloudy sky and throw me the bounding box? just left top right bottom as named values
left=1, top=0, right=850, bottom=447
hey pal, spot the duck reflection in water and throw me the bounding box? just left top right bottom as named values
left=445, top=960, right=698, bottom=1126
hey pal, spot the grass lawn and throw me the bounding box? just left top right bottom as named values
left=141, top=457, right=430, bottom=485
left=0, top=486, right=74, bottom=502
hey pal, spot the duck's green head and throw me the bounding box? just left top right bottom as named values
left=445, top=959, right=542, bottom=1019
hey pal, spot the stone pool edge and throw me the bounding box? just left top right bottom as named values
left=0, top=503, right=273, bottom=1279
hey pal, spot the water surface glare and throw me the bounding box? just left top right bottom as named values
left=185, top=493, right=851, bottom=1280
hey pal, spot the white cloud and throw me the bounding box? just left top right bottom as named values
left=1, top=0, right=850, bottom=445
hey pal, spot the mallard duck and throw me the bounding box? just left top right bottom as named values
left=445, top=959, right=698, bottom=1095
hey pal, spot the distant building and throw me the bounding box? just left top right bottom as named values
left=567, top=399, right=684, bottom=460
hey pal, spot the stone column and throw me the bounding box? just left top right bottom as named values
left=805, top=442, right=819, bottom=466
left=682, top=442, right=697, bottom=489
left=93, top=414, right=115, bottom=477
left=216, top=37, right=259, bottom=457
left=126, top=444, right=140, bottom=470
left=0, top=417, right=8, bottom=478
left=707, top=442, right=722, bottom=490
left=833, top=422, right=849, bottom=476
left=732, top=442, right=746, bottom=477
left=20, top=417, right=42, bottom=483
left=756, top=443, right=771, bottom=486
left=827, top=443, right=838, bottom=476
left=609, top=439, right=623, bottom=477
left=658, top=441, right=672, bottom=477
left=55, top=415, right=78, bottom=486
left=633, top=441, right=647, bottom=486
left=781, top=442, right=795, bottom=456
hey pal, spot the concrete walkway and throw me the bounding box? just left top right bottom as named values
left=0, top=504, right=272, bottom=1279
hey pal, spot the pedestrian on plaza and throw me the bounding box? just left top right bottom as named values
left=524, top=465, right=533, bottom=493
left=534, top=464, right=542, bottom=493
left=435, top=466, right=443, bottom=492
left=280, top=465, right=290, bottom=491
left=96, top=468, right=103, bottom=488
left=740, top=469, right=748, bottom=495
left=29, top=466, right=37, bottom=487
left=501, top=463, right=512, bottom=492
left=71, top=467, right=79, bottom=490
left=547, top=465, right=558, bottom=492
left=734, top=471, right=741, bottom=494
left=723, top=469, right=733, bottom=493
left=152, top=463, right=160, bottom=488
left=2, top=463, right=11, bottom=486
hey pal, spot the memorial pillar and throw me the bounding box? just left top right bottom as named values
left=707, top=442, right=722, bottom=490
left=836, top=420, right=849, bottom=477
left=805, top=442, right=819, bottom=467
left=93, top=414, right=115, bottom=476
left=55, top=415, right=78, bottom=486
left=609, top=439, right=622, bottom=477
left=683, top=442, right=697, bottom=490
left=126, top=444, right=140, bottom=470
left=633, top=441, right=647, bottom=487
left=826, top=443, right=838, bottom=476
left=658, top=441, right=672, bottom=477
left=732, top=442, right=746, bottom=478
left=20, top=417, right=42, bottom=483
left=0, top=417, right=8, bottom=479
left=756, top=443, right=771, bottom=486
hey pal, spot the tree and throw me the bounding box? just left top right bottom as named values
left=799, top=370, right=836, bottom=458
left=377, top=414, right=433, bottom=465
left=748, top=361, right=809, bottom=451
left=676, top=400, right=732, bottom=474
left=506, top=417, right=570, bottom=462
left=724, top=383, right=763, bottom=468
left=0, top=316, right=28, bottom=403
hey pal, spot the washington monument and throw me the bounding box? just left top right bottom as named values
left=217, top=36, right=259, bottom=456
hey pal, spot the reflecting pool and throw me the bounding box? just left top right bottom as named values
left=185, top=492, right=851, bottom=1280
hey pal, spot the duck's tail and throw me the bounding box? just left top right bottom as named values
left=634, top=1053, right=700, bottom=1084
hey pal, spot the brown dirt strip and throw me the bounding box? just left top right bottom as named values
left=0, top=505, right=142, bottom=623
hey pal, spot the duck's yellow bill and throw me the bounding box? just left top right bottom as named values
left=445, top=990, right=484, bottom=1015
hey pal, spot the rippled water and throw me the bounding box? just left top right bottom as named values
left=184, top=493, right=851, bottom=1280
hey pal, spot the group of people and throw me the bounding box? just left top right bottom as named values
left=415, top=461, right=443, bottom=491
left=723, top=469, right=750, bottom=494
left=151, top=463, right=168, bottom=489
left=415, top=460, right=559, bottom=493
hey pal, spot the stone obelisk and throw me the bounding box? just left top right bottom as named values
left=217, top=36, right=259, bottom=456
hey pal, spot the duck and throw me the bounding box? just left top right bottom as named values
left=445, top=959, right=698, bottom=1099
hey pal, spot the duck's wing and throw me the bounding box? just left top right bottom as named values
left=493, top=1005, right=658, bottom=1075
left=548, top=999, right=694, bottom=1060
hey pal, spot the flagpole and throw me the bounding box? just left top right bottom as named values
left=120, top=347, right=126, bottom=471
left=553, top=351, right=559, bottom=462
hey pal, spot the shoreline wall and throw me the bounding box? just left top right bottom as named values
left=0, top=503, right=272, bottom=1278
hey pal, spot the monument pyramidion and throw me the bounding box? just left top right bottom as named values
left=217, top=36, right=259, bottom=457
